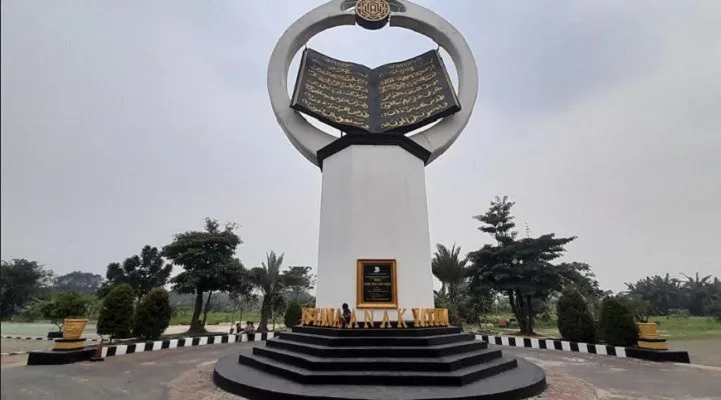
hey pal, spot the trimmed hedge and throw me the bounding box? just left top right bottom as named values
left=557, top=288, right=597, bottom=343
left=598, top=296, right=639, bottom=347
left=284, top=302, right=302, bottom=328
left=97, top=283, right=135, bottom=340
left=134, top=287, right=172, bottom=341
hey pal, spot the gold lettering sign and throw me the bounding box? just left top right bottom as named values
left=300, top=308, right=449, bottom=328
left=290, top=48, right=460, bottom=134
left=363, top=309, right=375, bottom=328
left=396, top=308, right=408, bottom=328
left=380, top=310, right=392, bottom=328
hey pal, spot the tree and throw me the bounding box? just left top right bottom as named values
left=228, top=292, right=259, bottom=326
left=556, top=288, right=597, bottom=343
left=431, top=243, right=470, bottom=326
left=284, top=266, right=315, bottom=303
left=617, top=294, right=651, bottom=323
left=464, top=285, right=495, bottom=329
left=598, top=296, right=638, bottom=347
left=271, top=295, right=287, bottom=331
left=681, top=272, right=713, bottom=316
left=97, top=284, right=135, bottom=341
left=162, top=218, right=247, bottom=333
left=249, top=251, right=286, bottom=333
left=53, top=271, right=103, bottom=295
left=468, top=196, right=582, bottom=334
left=134, top=288, right=172, bottom=340
left=40, top=292, right=90, bottom=331
left=0, top=259, right=54, bottom=319
left=625, top=274, right=682, bottom=316
left=284, top=302, right=302, bottom=328
left=98, top=246, right=172, bottom=301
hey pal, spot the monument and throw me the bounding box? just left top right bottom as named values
left=214, top=1, right=547, bottom=398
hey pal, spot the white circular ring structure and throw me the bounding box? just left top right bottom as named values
left=267, top=0, right=479, bottom=166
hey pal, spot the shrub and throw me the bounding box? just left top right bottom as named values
left=617, top=294, right=650, bottom=323
left=97, top=284, right=135, bottom=341
left=284, top=302, right=302, bottom=328
left=40, top=292, right=89, bottom=331
left=598, top=296, right=639, bottom=347
left=133, top=288, right=172, bottom=340
left=556, top=288, right=597, bottom=343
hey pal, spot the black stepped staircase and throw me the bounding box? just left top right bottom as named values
left=214, top=324, right=547, bottom=400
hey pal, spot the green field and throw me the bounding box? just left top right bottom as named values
left=649, top=316, right=721, bottom=340
left=168, top=310, right=263, bottom=326
left=466, top=315, right=721, bottom=341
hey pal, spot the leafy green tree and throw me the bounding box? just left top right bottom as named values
left=468, top=196, right=587, bottom=334
left=53, top=271, right=103, bottom=295
left=134, top=288, right=172, bottom=340
left=0, top=259, right=54, bottom=319
left=40, top=292, right=90, bottom=331
left=598, top=296, right=638, bottom=347
left=284, top=266, right=315, bottom=303
left=99, top=246, right=172, bottom=301
left=162, top=218, right=247, bottom=333
left=556, top=288, right=597, bottom=343
left=431, top=243, right=470, bottom=326
left=463, top=285, right=495, bottom=329
left=97, top=284, right=135, bottom=341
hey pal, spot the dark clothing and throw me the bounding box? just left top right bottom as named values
left=342, top=308, right=351, bottom=324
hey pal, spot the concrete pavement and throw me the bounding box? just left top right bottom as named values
left=2, top=341, right=720, bottom=400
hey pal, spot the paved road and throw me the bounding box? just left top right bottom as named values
left=2, top=342, right=720, bottom=400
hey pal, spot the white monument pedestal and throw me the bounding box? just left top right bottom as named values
left=315, top=145, right=435, bottom=319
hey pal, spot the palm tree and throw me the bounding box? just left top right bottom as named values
left=681, top=272, right=713, bottom=316
left=625, top=273, right=682, bottom=315
left=431, top=243, right=470, bottom=326
left=248, top=251, right=285, bottom=332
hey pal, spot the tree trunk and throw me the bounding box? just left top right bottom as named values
left=202, top=292, right=213, bottom=326
left=188, top=288, right=205, bottom=333
left=257, top=295, right=272, bottom=333
left=511, top=292, right=535, bottom=335
left=525, top=295, right=535, bottom=334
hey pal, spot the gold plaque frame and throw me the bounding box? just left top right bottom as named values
left=356, top=259, right=398, bottom=309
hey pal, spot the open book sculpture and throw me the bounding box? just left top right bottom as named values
left=291, top=48, right=461, bottom=134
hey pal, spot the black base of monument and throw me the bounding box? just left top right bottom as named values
left=214, top=325, right=546, bottom=400
left=27, top=347, right=97, bottom=366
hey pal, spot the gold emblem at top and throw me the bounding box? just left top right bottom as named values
left=355, top=0, right=391, bottom=30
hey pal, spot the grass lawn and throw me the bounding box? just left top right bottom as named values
left=464, top=315, right=721, bottom=341
left=168, top=310, right=262, bottom=326
left=649, top=316, right=721, bottom=341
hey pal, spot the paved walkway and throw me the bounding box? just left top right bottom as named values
left=2, top=342, right=720, bottom=399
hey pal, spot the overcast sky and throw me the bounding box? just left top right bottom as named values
left=2, top=0, right=720, bottom=293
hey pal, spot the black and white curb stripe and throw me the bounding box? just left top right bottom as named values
left=476, top=334, right=628, bottom=357
left=2, top=335, right=101, bottom=342
left=101, top=332, right=274, bottom=358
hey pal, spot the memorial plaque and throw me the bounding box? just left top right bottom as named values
left=356, top=259, right=398, bottom=308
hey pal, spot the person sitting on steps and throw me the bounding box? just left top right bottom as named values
left=338, top=303, right=352, bottom=327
